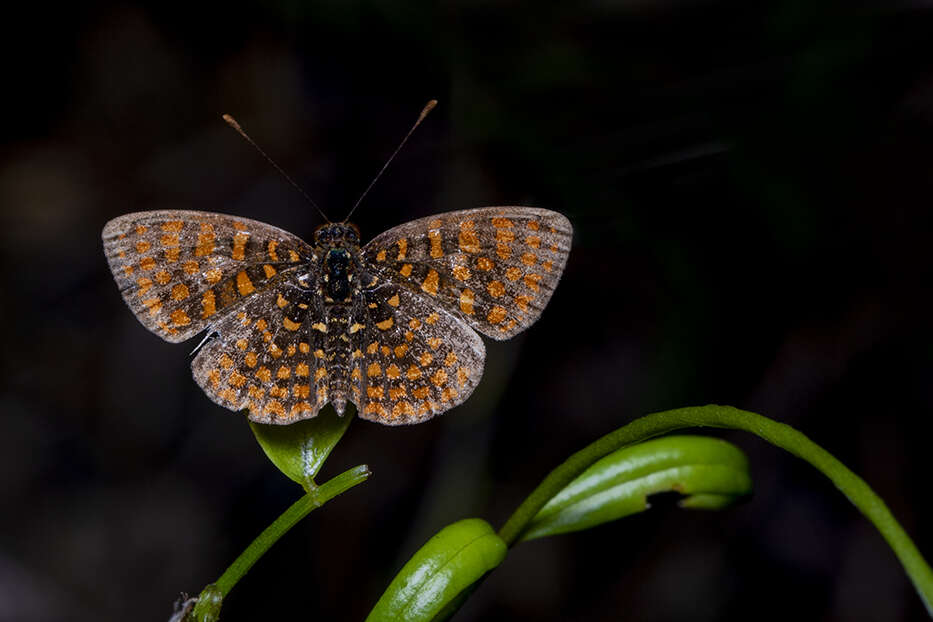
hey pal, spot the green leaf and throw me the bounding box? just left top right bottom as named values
left=520, top=435, right=752, bottom=541
left=249, top=404, right=354, bottom=489
left=366, top=518, right=507, bottom=622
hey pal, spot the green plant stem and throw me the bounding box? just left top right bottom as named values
left=190, top=464, right=371, bottom=621
left=497, top=405, right=933, bottom=615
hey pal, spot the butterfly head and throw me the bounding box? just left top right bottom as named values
left=313, top=223, right=360, bottom=248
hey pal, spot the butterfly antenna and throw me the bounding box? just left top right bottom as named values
left=222, top=114, right=331, bottom=223
left=341, top=99, right=437, bottom=223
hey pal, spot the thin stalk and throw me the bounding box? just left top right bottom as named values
left=189, top=464, right=371, bottom=622
left=497, top=405, right=933, bottom=615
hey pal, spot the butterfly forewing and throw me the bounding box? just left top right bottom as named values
left=361, top=207, right=572, bottom=341
left=103, top=210, right=314, bottom=343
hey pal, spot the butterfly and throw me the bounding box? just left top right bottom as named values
left=102, top=207, right=571, bottom=425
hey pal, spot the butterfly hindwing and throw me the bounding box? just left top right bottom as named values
left=361, top=207, right=572, bottom=340
left=355, top=282, right=486, bottom=425
left=190, top=275, right=331, bottom=423
left=102, top=210, right=313, bottom=343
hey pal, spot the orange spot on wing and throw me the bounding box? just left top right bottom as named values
left=136, top=277, right=153, bottom=295
left=232, top=231, right=249, bottom=261
left=171, top=309, right=190, bottom=326
left=171, top=283, right=189, bottom=301
left=421, top=270, right=439, bottom=296
left=452, top=265, right=470, bottom=281
left=136, top=240, right=151, bottom=254
left=195, top=223, right=215, bottom=257
left=487, top=306, right=507, bottom=324
left=139, top=257, right=156, bottom=271
left=431, top=369, right=448, bottom=387
left=143, top=298, right=162, bottom=317
left=428, top=229, right=443, bottom=258
left=154, top=270, right=172, bottom=285
left=515, top=294, right=533, bottom=313
left=229, top=371, right=247, bottom=388
left=487, top=280, right=505, bottom=297
left=476, top=256, right=494, bottom=271
left=459, top=220, right=480, bottom=253
left=201, top=290, right=216, bottom=318
left=236, top=270, right=255, bottom=295
left=524, top=273, right=542, bottom=292
left=505, top=266, right=522, bottom=281
left=459, top=289, right=475, bottom=315
left=376, top=318, right=394, bottom=330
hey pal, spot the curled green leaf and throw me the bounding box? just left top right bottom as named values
left=366, top=518, right=507, bottom=622
left=520, top=435, right=752, bottom=541
left=249, top=404, right=354, bottom=489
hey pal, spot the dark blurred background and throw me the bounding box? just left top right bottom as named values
left=2, top=1, right=933, bottom=620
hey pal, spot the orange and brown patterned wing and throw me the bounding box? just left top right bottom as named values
left=354, top=283, right=486, bottom=425
left=189, top=282, right=331, bottom=424
left=102, top=210, right=313, bottom=343
left=361, top=207, right=571, bottom=341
